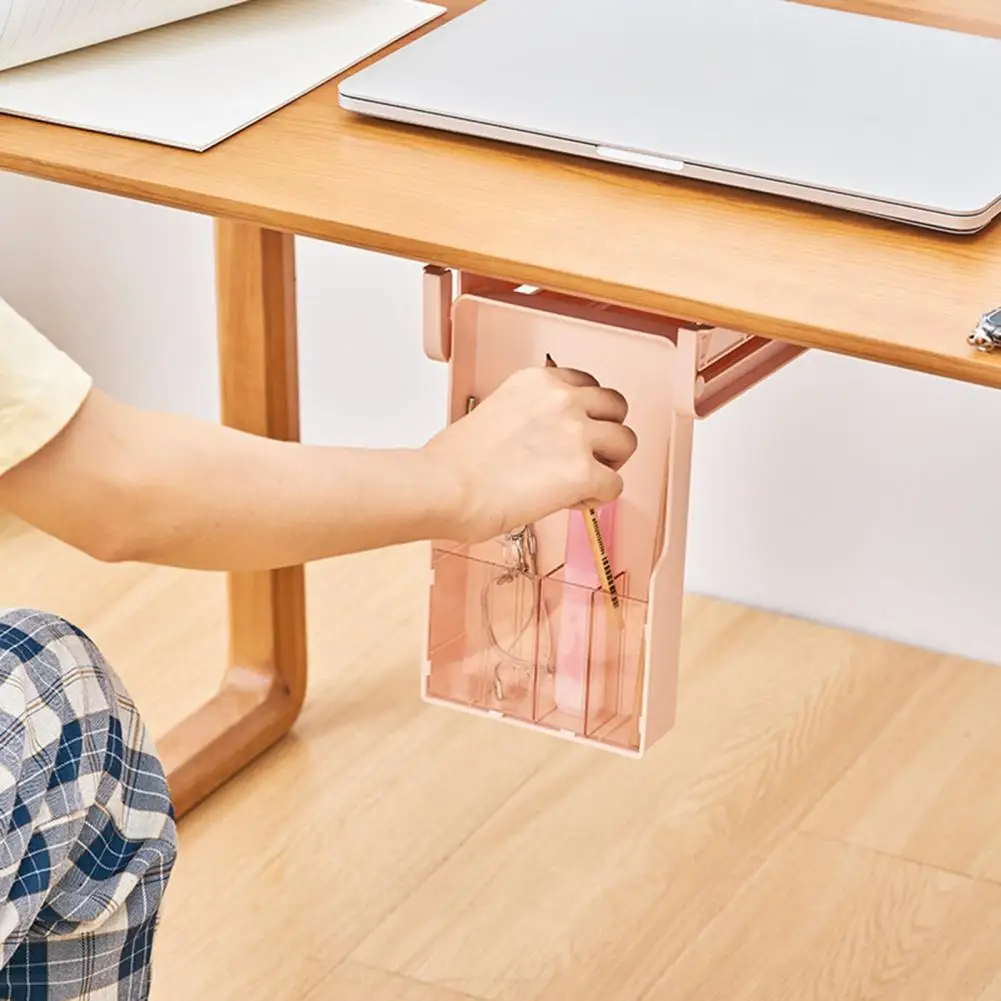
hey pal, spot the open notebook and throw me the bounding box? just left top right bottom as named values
left=0, top=0, right=444, bottom=149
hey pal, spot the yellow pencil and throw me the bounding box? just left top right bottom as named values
left=545, top=353, right=622, bottom=619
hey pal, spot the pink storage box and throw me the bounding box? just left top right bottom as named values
left=421, top=268, right=804, bottom=756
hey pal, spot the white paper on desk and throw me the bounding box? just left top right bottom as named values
left=0, top=0, right=444, bottom=150
left=0, top=0, right=253, bottom=72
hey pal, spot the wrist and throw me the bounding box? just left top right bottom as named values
left=413, top=445, right=472, bottom=543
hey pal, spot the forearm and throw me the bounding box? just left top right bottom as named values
left=0, top=389, right=462, bottom=570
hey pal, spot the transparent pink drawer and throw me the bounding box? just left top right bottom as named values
left=428, top=545, right=645, bottom=750
left=420, top=269, right=805, bottom=755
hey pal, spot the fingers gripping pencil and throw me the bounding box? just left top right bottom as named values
left=545, top=352, right=622, bottom=618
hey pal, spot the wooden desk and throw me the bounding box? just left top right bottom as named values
left=1, top=0, right=997, bottom=816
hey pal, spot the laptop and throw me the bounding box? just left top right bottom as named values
left=338, top=0, right=1001, bottom=233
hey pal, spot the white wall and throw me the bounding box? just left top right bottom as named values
left=3, top=172, right=1000, bottom=664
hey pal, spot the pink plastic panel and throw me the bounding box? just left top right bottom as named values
left=427, top=547, right=648, bottom=751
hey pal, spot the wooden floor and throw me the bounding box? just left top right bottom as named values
left=3, top=516, right=1001, bottom=1000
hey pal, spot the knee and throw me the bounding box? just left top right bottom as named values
left=0, top=606, right=93, bottom=657
left=0, top=607, right=110, bottom=697
left=0, top=606, right=177, bottom=845
left=0, top=607, right=121, bottom=760
left=0, top=606, right=154, bottom=773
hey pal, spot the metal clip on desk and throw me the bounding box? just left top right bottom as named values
left=421, top=266, right=805, bottom=756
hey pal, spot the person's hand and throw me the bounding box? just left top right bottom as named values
left=422, top=364, right=637, bottom=543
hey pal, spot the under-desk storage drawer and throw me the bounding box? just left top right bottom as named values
left=421, top=270, right=805, bottom=756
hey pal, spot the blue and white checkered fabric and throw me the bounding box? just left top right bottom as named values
left=0, top=609, right=177, bottom=1001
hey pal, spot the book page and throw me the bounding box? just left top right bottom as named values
left=0, top=0, right=445, bottom=149
left=0, top=0, right=252, bottom=71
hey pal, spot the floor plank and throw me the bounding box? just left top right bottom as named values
left=351, top=606, right=941, bottom=1001
left=647, top=832, right=1001, bottom=1000
left=804, top=658, right=1001, bottom=882
left=308, top=963, right=482, bottom=1001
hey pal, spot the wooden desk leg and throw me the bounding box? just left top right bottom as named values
left=159, top=221, right=307, bottom=819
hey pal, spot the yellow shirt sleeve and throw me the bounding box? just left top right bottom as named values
left=0, top=297, right=93, bottom=477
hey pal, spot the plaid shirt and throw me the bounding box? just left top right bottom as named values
left=0, top=609, right=177, bottom=1001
